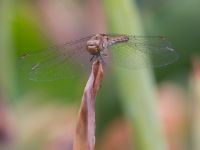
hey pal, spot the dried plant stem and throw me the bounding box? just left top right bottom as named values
left=73, top=60, right=103, bottom=150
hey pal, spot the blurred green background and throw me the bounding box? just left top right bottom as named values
left=0, top=0, right=200, bottom=150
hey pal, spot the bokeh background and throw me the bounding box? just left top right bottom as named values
left=0, top=0, right=200, bottom=149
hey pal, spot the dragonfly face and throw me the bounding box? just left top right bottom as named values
left=86, top=34, right=105, bottom=55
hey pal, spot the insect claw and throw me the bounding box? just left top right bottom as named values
left=90, top=55, right=95, bottom=62
left=98, top=54, right=105, bottom=65
left=101, top=53, right=108, bottom=57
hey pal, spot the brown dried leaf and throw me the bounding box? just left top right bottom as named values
left=73, top=60, right=103, bottom=150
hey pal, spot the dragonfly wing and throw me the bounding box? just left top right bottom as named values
left=108, top=35, right=179, bottom=69
left=18, top=35, right=93, bottom=81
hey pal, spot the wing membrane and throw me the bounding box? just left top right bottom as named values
left=109, top=35, right=179, bottom=69
left=18, top=35, right=93, bottom=81
left=18, top=34, right=179, bottom=81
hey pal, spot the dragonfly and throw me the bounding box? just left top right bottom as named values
left=18, top=33, right=179, bottom=81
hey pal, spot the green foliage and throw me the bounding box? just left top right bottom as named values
left=102, top=0, right=167, bottom=149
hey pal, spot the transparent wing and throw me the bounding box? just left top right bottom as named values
left=108, top=35, right=179, bottom=69
left=18, top=35, right=93, bottom=81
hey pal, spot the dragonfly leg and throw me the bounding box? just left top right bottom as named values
left=101, top=48, right=108, bottom=57
left=98, top=53, right=105, bottom=65
left=90, top=55, right=95, bottom=62
left=101, top=52, right=108, bottom=57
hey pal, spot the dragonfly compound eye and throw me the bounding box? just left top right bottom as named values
left=87, top=40, right=102, bottom=55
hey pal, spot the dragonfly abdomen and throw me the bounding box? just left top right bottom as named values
left=107, top=35, right=129, bottom=46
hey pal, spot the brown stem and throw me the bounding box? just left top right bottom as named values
left=73, top=60, right=103, bottom=150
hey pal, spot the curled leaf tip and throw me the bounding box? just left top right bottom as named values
left=73, top=60, right=104, bottom=150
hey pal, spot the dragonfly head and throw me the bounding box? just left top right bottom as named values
left=87, top=39, right=101, bottom=54
left=87, top=34, right=106, bottom=55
